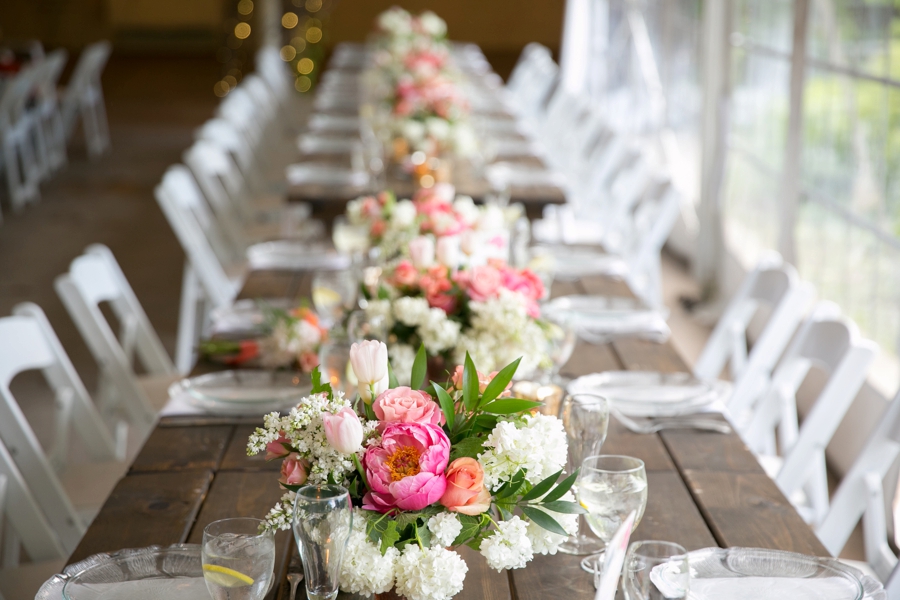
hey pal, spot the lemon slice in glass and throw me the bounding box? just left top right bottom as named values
left=203, top=564, right=255, bottom=587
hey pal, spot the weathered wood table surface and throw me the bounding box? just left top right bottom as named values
left=67, top=269, right=829, bottom=599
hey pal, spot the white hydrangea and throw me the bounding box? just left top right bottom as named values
left=339, top=510, right=398, bottom=595
left=418, top=308, right=460, bottom=353
left=392, top=199, right=417, bottom=228
left=394, top=296, right=431, bottom=327
left=428, top=512, right=462, bottom=547
left=389, top=343, right=416, bottom=386
left=478, top=413, right=568, bottom=490
left=480, top=516, right=533, bottom=571
left=393, top=545, right=468, bottom=600
left=526, top=492, right=579, bottom=555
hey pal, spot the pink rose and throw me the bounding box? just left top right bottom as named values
left=449, top=365, right=497, bottom=393
left=299, top=351, right=319, bottom=373
left=374, top=387, right=446, bottom=426
left=501, top=267, right=545, bottom=302
left=457, top=265, right=502, bottom=302
left=265, top=433, right=291, bottom=461
left=362, top=423, right=450, bottom=512
left=440, top=457, right=491, bottom=515
left=391, top=260, right=419, bottom=288
left=370, top=219, right=387, bottom=238
left=279, top=453, right=310, bottom=486
left=426, top=291, right=457, bottom=313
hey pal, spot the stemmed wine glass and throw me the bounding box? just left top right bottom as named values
left=312, top=269, right=358, bottom=327
left=577, top=455, right=648, bottom=573
left=558, top=394, right=609, bottom=555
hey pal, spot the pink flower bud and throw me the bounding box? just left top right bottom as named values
left=323, top=407, right=364, bottom=454
left=265, top=434, right=291, bottom=461
left=279, top=453, right=310, bottom=486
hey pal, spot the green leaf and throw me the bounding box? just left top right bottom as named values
left=542, top=470, right=579, bottom=503
left=520, top=469, right=563, bottom=502
left=462, top=353, right=480, bottom=411
left=310, top=366, right=331, bottom=396
left=521, top=506, right=569, bottom=536
left=387, top=360, right=399, bottom=389
left=495, top=469, right=525, bottom=499
left=377, top=286, right=390, bottom=300
left=497, top=505, right=513, bottom=520
left=473, top=414, right=498, bottom=432
left=479, top=358, right=521, bottom=406
left=364, top=400, right=377, bottom=421
left=451, top=514, right=483, bottom=546
left=432, top=382, right=456, bottom=430
left=410, top=344, right=428, bottom=390
left=480, top=398, right=543, bottom=415
left=539, top=500, right=586, bottom=514
left=380, top=521, right=400, bottom=554
left=414, top=523, right=432, bottom=548
left=449, top=436, right=485, bottom=461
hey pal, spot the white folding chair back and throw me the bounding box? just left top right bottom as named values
left=743, top=303, right=877, bottom=525
left=817, top=391, right=900, bottom=581
left=505, top=43, right=558, bottom=116
left=55, top=245, right=175, bottom=433
left=155, top=165, right=243, bottom=371
left=31, top=50, right=68, bottom=177
left=61, top=41, right=111, bottom=156
left=0, top=64, right=43, bottom=210
left=0, top=303, right=120, bottom=552
left=695, top=254, right=815, bottom=417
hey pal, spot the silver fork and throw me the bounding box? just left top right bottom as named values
left=287, top=571, right=304, bottom=600
left=613, top=409, right=732, bottom=434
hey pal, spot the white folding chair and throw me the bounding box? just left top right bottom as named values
left=55, top=244, right=178, bottom=438
left=32, top=50, right=68, bottom=177
left=694, top=254, right=815, bottom=417
left=816, top=391, right=900, bottom=581
left=155, top=165, right=244, bottom=372
left=505, top=43, right=559, bottom=120
left=0, top=64, right=43, bottom=211
left=60, top=41, right=111, bottom=157
left=744, top=303, right=877, bottom=525
left=0, top=303, right=124, bottom=552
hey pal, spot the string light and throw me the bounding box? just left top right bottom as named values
left=215, top=0, right=253, bottom=96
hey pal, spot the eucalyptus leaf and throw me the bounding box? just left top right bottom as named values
left=521, top=506, right=568, bottom=536
left=410, top=344, right=428, bottom=390
left=520, top=469, right=563, bottom=502
left=495, top=469, right=525, bottom=499
left=539, top=500, right=587, bottom=514
left=480, top=398, right=543, bottom=415
left=542, top=470, right=579, bottom=503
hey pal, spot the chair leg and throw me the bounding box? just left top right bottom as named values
left=175, top=264, right=202, bottom=374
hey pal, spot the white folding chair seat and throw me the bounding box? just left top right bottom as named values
left=694, top=253, right=815, bottom=417
left=0, top=303, right=124, bottom=555
left=55, top=244, right=178, bottom=438
left=155, top=165, right=245, bottom=372
left=60, top=41, right=111, bottom=157
left=743, top=303, right=877, bottom=526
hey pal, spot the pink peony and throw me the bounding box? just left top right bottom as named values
left=279, top=453, right=310, bottom=486
left=391, top=260, right=419, bottom=288
left=265, top=433, right=291, bottom=461
left=362, top=423, right=450, bottom=512
left=374, top=387, right=446, bottom=426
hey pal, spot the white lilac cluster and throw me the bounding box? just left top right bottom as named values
left=478, top=413, right=568, bottom=491
left=454, top=290, right=551, bottom=375
left=393, top=296, right=461, bottom=354
left=259, top=490, right=296, bottom=532
left=427, top=512, right=462, bottom=547
left=526, top=491, right=579, bottom=555
left=339, top=510, right=399, bottom=595
left=247, top=392, right=377, bottom=485
left=479, top=516, right=533, bottom=572
left=393, top=545, right=468, bottom=600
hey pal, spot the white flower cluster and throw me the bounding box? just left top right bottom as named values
left=479, top=516, right=533, bottom=571
left=389, top=343, right=416, bottom=386
left=340, top=510, right=399, bottom=595
left=454, top=289, right=551, bottom=375
left=260, top=491, right=296, bottom=532
left=428, top=512, right=462, bottom=547
left=393, top=545, right=468, bottom=600
left=377, top=7, right=414, bottom=37
left=526, top=491, right=579, bottom=555
left=247, top=392, right=376, bottom=485
left=478, top=413, right=568, bottom=490
left=259, top=318, right=322, bottom=368
left=393, top=296, right=461, bottom=354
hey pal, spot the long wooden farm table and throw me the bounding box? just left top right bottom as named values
left=66, top=269, right=828, bottom=599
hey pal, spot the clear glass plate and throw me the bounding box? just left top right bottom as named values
left=651, top=547, right=884, bottom=600
left=209, top=299, right=292, bottom=336
left=542, top=295, right=667, bottom=332
left=37, top=544, right=275, bottom=600
left=246, top=240, right=352, bottom=271
left=568, top=371, right=725, bottom=417
left=170, top=370, right=311, bottom=413
left=532, top=246, right=629, bottom=279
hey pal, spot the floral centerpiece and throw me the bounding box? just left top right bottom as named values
left=249, top=342, right=581, bottom=600
left=200, top=305, right=327, bottom=373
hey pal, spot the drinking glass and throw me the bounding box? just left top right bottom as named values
left=292, top=484, right=353, bottom=600
left=558, top=394, right=609, bottom=555
left=332, top=215, right=370, bottom=260
left=312, top=269, right=358, bottom=326
left=317, top=332, right=354, bottom=397
left=577, top=455, right=648, bottom=572
left=202, top=517, right=275, bottom=600
left=539, top=315, right=577, bottom=385
left=622, top=541, right=689, bottom=600
left=347, top=309, right=390, bottom=343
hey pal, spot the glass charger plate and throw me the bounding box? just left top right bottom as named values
left=568, top=371, right=725, bottom=417
left=542, top=295, right=667, bottom=331
left=651, top=547, right=884, bottom=600
left=246, top=240, right=352, bottom=271
left=169, top=370, right=311, bottom=415
left=532, top=246, right=628, bottom=279
left=37, top=544, right=275, bottom=600
left=209, top=299, right=292, bottom=336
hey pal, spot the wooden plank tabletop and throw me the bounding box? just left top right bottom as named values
left=68, top=269, right=829, bottom=600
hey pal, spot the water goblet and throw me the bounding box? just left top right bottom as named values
left=332, top=215, right=370, bottom=261
left=577, top=455, right=648, bottom=572
left=622, top=541, right=689, bottom=600
left=202, top=517, right=276, bottom=600
left=292, top=484, right=353, bottom=600
left=558, top=394, right=610, bottom=555
left=312, top=269, right=358, bottom=326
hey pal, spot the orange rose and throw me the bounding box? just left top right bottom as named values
left=439, top=457, right=491, bottom=516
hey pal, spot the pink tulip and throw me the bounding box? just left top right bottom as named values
left=265, top=433, right=292, bottom=461
left=436, top=235, right=460, bottom=269
left=279, top=453, right=310, bottom=486
left=362, top=423, right=450, bottom=513
left=323, top=407, right=364, bottom=454
left=408, top=236, right=435, bottom=269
